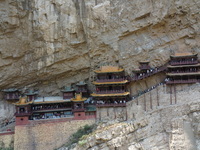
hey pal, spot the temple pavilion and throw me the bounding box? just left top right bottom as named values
left=132, top=61, right=151, bottom=80
left=76, top=81, right=89, bottom=97
left=91, top=66, right=130, bottom=107
left=14, top=87, right=96, bottom=125
left=166, top=52, right=200, bottom=84
left=2, top=88, right=21, bottom=102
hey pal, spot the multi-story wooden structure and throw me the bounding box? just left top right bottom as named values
left=14, top=87, right=96, bottom=125
left=76, top=81, right=88, bottom=97
left=2, top=88, right=21, bottom=101
left=166, top=52, right=200, bottom=84
left=61, top=86, right=75, bottom=99
left=91, top=66, right=130, bottom=107
left=25, top=90, right=38, bottom=102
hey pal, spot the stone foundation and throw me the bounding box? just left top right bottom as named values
left=14, top=119, right=95, bottom=150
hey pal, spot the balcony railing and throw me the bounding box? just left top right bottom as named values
left=96, top=103, right=126, bottom=107
left=170, top=60, right=198, bottom=66
left=166, top=79, right=199, bottom=84
left=15, top=112, right=32, bottom=116
left=132, top=65, right=167, bottom=81
left=96, top=78, right=125, bottom=83
left=32, top=107, right=72, bottom=112
left=96, top=90, right=125, bottom=94
left=32, top=106, right=71, bottom=111
left=72, top=108, right=85, bottom=112
left=169, top=70, right=198, bottom=73
left=4, top=96, right=19, bottom=100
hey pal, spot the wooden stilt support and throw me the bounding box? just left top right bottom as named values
left=114, top=107, right=116, bottom=119
left=150, top=91, right=152, bottom=109
left=144, top=93, right=146, bottom=111
left=99, top=108, right=101, bottom=121
left=174, top=86, right=177, bottom=104
left=156, top=87, right=159, bottom=106
left=137, top=97, right=138, bottom=105
left=107, top=108, right=109, bottom=117
left=170, top=85, right=172, bottom=105
left=126, top=108, right=128, bottom=121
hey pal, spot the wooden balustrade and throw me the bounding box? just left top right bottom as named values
left=96, top=90, right=125, bottom=94
left=96, top=78, right=125, bottom=82
left=96, top=103, right=126, bottom=107
left=170, top=60, right=198, bottom=65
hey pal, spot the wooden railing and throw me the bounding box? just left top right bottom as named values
left=96, top=103, right=126, bottom=107
left=132, top=81, right=165, bottom=100
left=132, top=64, right=167, bottom=81
left=169, top=70, right=198, bottom=73
left=32, top=107, right=72, bottom=112
left=4, top=96, right=19, bottom=100
left=96, top=90, right=125, bottom=94
left=72, top=108, right=85, bottom=112
left=170, top=60, right=198, bottom=66
left=15, top=112, right=32, bottom=116
left=96, top=78, right=125, bottom=82
left=166, top=79, right=199, bottom=84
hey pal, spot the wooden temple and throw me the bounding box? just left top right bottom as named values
left=132, top=61, right=151, bottom=80
left=166, top=52, right=200, bottom=84
left=2, top=88, right=21, bottom=101
left=14, top=87, right=96, bottom=125
left=61, top=86, right=75, bottom=99
left=25, top=90, right=38, bottom=102
left=91, top=66, right=130, bottom=107
left=76, top=81, right=88, bottom=97
left=139, top=61, right=151, bottom=70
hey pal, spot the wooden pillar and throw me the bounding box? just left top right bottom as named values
left=126, top=107, right=128, bottom=121
left=156, top=87, right=159, bottom=106
left=114, top=107, right=116, bottom=119
left=99, top=108, right=101, bottom=121
left=144, top=93, right=146, bottom=111
left=170, top=85, right=172, bottom=105
left=150, top=91, right=152, bottom=109
left=174, top=86, right=177, bottom=104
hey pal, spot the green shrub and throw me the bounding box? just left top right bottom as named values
left=65, top=124, right=97, bottom=148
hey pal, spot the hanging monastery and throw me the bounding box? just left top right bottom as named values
left=0, top=52, right=199, bottom=125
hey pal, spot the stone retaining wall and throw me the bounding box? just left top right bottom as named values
left=14, top=119, right=95, bottom=150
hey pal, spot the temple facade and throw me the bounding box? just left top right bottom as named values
left=166, top=53, right=200, bottom=84
left=2, top=88, right=21, bottom=102
left=91, top=66, right=130, bottom=107
left=14, top=84, right=96, bottom=125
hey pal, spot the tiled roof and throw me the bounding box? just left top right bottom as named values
left=91, top=92, right=130, bottom=97
left=93, top=80, right=129, bottom=85
left=94, top=66, right=124, bottom=73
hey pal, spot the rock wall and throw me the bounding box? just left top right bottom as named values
left=14, top=119, right=95, bottom=150
left=70, top=84, right=200, bottom=150
left=0, top=132, right=14, bottom=149
left=96, top=107, right=127, bottom=122
left=0, top=0, right=199, bottom=95
left=0, top=98, right=15, bottom=123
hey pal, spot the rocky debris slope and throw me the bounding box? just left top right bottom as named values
left=0, top=0, right=199, bottom=96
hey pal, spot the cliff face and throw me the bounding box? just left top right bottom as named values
left=66, top=84, right=200, bottom=150
left=0, top=0, right=200, bottom=95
